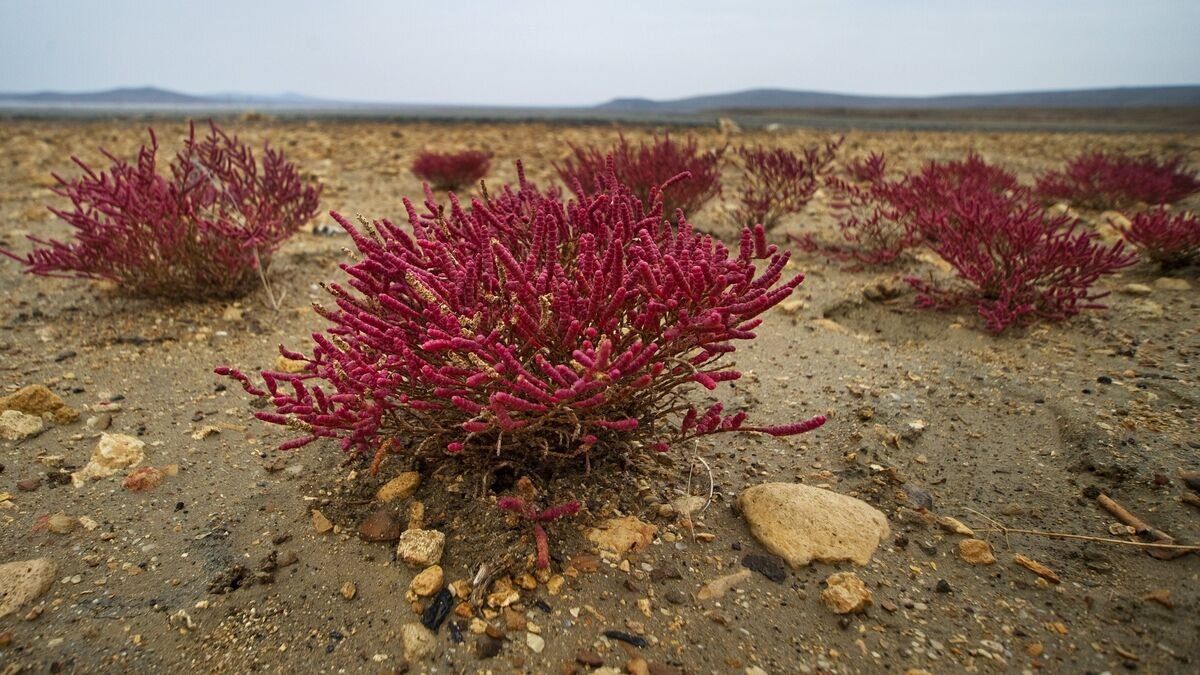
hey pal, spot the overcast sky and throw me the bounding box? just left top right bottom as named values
left=1, top=0, right=1196, bottom=105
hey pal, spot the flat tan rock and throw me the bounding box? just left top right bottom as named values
left=959, top=538, right=996, bottom=565
left=0, top=558, right=57, bottom=618
left=586, top=516, right=657, bottom=556
left=737, top=483, right=889, bottom=567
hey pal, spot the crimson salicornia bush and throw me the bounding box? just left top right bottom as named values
left=812, top=152, right=917, bottom=265
left=1116, top=208, right=1200, bottom=269
left=218, top=162, right=824, bottom=464
left=555, top=133, right=722, bottom=219
left=812, top=153, right=1020, bottom=266
left=1, top=121, right=321, bottom=299
left=411, top=150, right=491, bottom=191
left=733, top=139, right=841, bottom=229
left=904, top=157, right=1136, bottom=333
left=1035, top=151, right=1200, bottom=209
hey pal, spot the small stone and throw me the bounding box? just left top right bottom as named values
left=821, top=572, right=871, bottom=614
left=1154, top=277, right=1191, bottom=291
left=0, top=410, right=44, bottom=441
left=377, top=472, right=421, bottom=503
left=341, top=581, right=357, bottom=600
left=737, top=482, right=890, bottom=567
left=397, top=529, right=445, bottom=567
left=697, top=569, right=752, bottom=601
left=400, top=623, right=437, bottom=663
left=274, top=355, right=308, bottom=373
left=46, top=513, right=77, bottom=534
left=71, top=433, right=145, bottom=487
left=665, top=589, right=688, bottom=605
left=0, top=384, right=78, bottom=423
left=312, top=509, right=334, bottom=533
left=586, top=516, right=657, bottom=556
left=476, top=636, right=503, bottom=659
left=122, top=466, right=165, bottom=492
left=546, top=575, right=565, bottom=595
left=741, top=553, right=787, bottom=583
left=0, top=558, right=57, bottom=619
left=1121, top=282, right=1153, bottom=295
left=935, top=579, right=952, bottom=593
left=358, top=508, right=402, bottom=541
left=1013, top=554, right=1060, bottom=583
left=627, top=657, right=651, bottom=675
left=576, top=649, right=604, bottom=667
left=526, top=632, right=545, bottom=654
left=16, top=477, right=41, bottom=492
left=935, top=515, right=975, bottom=537
left=959, top=538, right=996, bottom=565
left=411, top=565, right=445, bottom=597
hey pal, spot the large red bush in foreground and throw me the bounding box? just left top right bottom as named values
left=411, top=150, right=491, bottom=191
left=555, top=134, right=722, bottom=219
left=733, top=139, right=841, bottom=229
left=1035, top=151, right=1200, bottom=209
left=2, top=122, right=321, bottom=299
left=219, top=163, right=824, bottom=462
left=1116, top=208, right=1200, bottom=268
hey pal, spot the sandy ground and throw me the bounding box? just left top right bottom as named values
left=0, top=119, right=1198, bottom=674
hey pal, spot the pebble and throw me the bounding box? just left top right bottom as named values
left=312, top=509, right=334, bottom=534
left=665, top=589, right=689, bottom=605
left=1154, top=277, right=1191, bottom=291
left=71, top=433, right=145, bottom=487
left=526, top=632, right=545, bottom=653
left=0, top=410, right=44, bottom=441
left=576, top=649, right=605, bottom=667
left=0, top=559, right=57, bottom=619
left=821, top=572, right=872, bottom=614
left=122, top=466, right=165, bottom=492
left=411, top=565, right=444, bottom=597
left=741, top=553, right=788, bottom=583
left=376, top=471, right=421, bottom=503
left=400, top=623, right=436, bottom=663
left=586, top=516, right=657, bottom=556
left=958, top=538, right=996, bottom=565
left=341, top=581, right=357, bottom=600
left=0, top=384, right=79, bottom=423
left=697, top=569, right=752, bottom=601
left=358, top=507, right=402, bottom=541
left=476, top=636, right=503, bottom=659
left=16, top=477, right=41, bottom=492
left=397, top=529, right=445, bottom=567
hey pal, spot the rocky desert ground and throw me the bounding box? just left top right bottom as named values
left=0, top=118, right=1198, bottom=674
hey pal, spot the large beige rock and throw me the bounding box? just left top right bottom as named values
left=0, top=558, right=57, bottom=618
left=737, top=483, right=889, bottom=567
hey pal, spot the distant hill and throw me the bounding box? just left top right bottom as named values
left=0, top=86, right=341, bottom=107
left=596, top=86, right=1200, bottom=112
left=2, top=86, right=210, bottom=105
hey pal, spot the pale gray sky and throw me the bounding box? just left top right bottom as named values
left=1, top=0, right=1196, bottom=105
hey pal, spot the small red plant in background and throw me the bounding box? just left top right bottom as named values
left=498, top=490, right=580, bottom=569
left=1035, top=151, right=1200, bottom=209
left=906, top=187, right=1136, bottom=333
left=218, top=161, right=824, bottom=464
left=806, top=152, right=919, bottom=265
left=1, top=121, right=321, bottom=299
left=410, top=150, right=492, bottom=191
left=1116, top=208, right=1200, bottom=269
left=733, top=138, right=841, bottom=229
left=555, top=133, right=723, bottom=218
